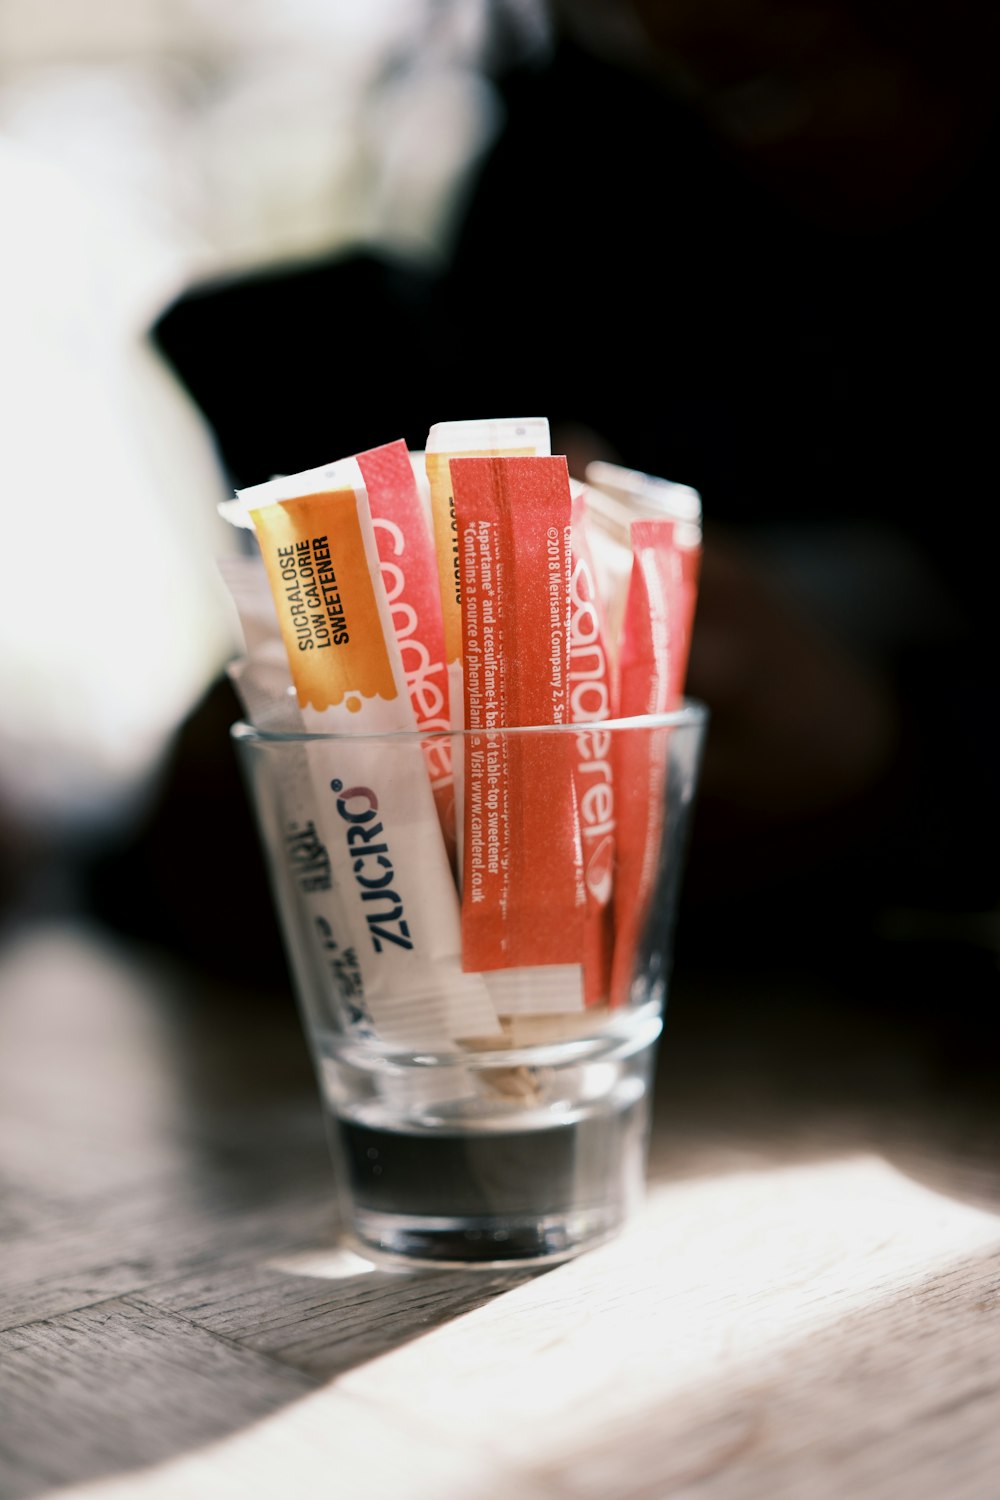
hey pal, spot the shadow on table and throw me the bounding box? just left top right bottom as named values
left=651, top=935, right=1000, bottom=1218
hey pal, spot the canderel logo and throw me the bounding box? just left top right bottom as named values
left=374, top=517, right=448, bottom=725
left=373, top=515, right=452, bottom=793
left=569, top=551, right=615, bottom=904
left=569, top=553, right=610, bottom=721
left=584, top=830, right=615, bottom=904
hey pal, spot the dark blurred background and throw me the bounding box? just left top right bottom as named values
left=3, top=0, right=998, bottom=1060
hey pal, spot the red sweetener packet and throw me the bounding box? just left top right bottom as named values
left=569, top=489, right=617, bottom=1004
left=610, top=517, right=700, bottom=1005
left=450, top=455, right=585, bottom=972
left=356, top=440, right=456, bottom=866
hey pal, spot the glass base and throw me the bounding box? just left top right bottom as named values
left=348, top=1205, right=629, bottom=1269
left=320, top=1010, right=660, bottom=1267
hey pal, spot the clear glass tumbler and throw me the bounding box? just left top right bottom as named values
left=233, top=704, right=707, bottom=1267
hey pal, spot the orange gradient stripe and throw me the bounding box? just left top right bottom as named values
left=251, top=489, right=397, bottom=713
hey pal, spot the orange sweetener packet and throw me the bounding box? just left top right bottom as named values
left=233, top=476, right=499, bottom=1047
left=450, top=454, right=585, bottom=986
left=610, top=516, right=701, bottom=1006
left=223, top=446, right=457, bottom=862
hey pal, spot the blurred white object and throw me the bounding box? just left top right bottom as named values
left=0, top=0, right=550, bottom=847
left=0, top=138, right=238, bottom=841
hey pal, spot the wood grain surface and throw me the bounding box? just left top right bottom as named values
left=2, top=918, right=999, bottom=1499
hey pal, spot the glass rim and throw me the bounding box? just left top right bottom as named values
left=231, top=698, right=708, bottom=748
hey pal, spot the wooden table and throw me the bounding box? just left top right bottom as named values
left=2, top=915, right=999, bottom=1499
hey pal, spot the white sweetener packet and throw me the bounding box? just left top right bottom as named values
left=219, top=552, right=376, bottom=1039
left=226, top=468, right=500, bottom=1048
